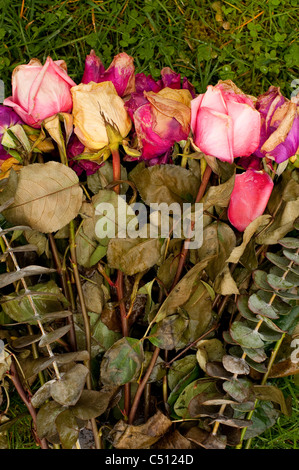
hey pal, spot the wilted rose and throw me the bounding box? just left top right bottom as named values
left=228, top=169, right=274, bottom=232
left=0, top=105, right=24, bottom=160
left=71, top=81, right=132, bottom=150
left=3, top=57, right=76, bottom=128
left=135, top=67, right=195, bottom=97
left=191, top=81, right=261, bottom=163
left=81, top=50, right=135, bottom=97
left=254, top=86, right=299, bottom=164
left=125, top=87, right=192, bottom=161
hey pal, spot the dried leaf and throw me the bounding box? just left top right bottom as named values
left=107, top=237, right=162, bottom=276
left=100, top=337, right=144, bottom=385
left=129, top=164, right=200, bottom=205
left=109, top=410, right=172, bottom=449
left=226, top=215, right=272, bottom=263
left=71, top=387, right=118, bottom=420
left=2, top=162, right=83, bottom=233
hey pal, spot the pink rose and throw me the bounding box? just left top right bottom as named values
left=3, top=57, right=76, bottom=128
left=228, top=169, right=274, bottom=232
left=191, top=82, right=261, bottom=163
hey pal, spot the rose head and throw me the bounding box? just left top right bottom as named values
left=254, top=86, right=299, bottom=164
left=125, top=87, right=192, bottom=161
left=71, top=81, right=132, bottom=150
left=81, top=50, right=135, bottom=97
left=3, top=57, right=76, bottom=128
left=191, top=81, right=261, bottom=163
left=228, top=169, right=274, bottom=232
left=0, top=105, right=24, bottom=160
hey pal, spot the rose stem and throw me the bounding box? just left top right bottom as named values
left=69, top=220, right=100, bottom=449
left=111, top=147, right=121, bottom=194
left=115, top=270, right=131, bottom=418
left=170, top=164, right=212, bottom=289
left=9, top=359, right=48, bottom=449
left=128, top=164, right=213, bottom=424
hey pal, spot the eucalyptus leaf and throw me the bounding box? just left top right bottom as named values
left=38, top=325, right=71, bottom=347
left=0, top=265, right=55, bottom=289
left=36, top=401, right=63, bottom=443
left=222, top=377, right=253, bottom=402
left=50, top=364, right=89, bottom=407
left=55, top=409, right=79, bottom=450
left=230, top=321, right=264, bottom=349
left=71, top=388, right=118, bottom=420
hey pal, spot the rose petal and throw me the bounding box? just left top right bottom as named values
left=192, top=107, right=234, bottom=163
left=226, top=100, right=261, bottom=157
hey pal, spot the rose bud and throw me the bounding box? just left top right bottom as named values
left=3, top=57, right=76, bottom=128
left=81, top=49, right=105, bottom=84
left=71, top=81, right=132, bottom=151
left=81, top=50, right=135, bottom=97
left=191, top=81, right=261, bottom=163
left=254, top=86, right=299, bottom=164
left=228, top=169, right=274, bottom=232
left=125, top=87, right=192, bottom=161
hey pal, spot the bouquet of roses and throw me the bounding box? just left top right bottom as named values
left=0, top=50, right=298, bottom=450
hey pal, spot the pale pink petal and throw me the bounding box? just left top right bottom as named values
left=190, top=93, right=204, bottom=136
left=192, top=107, right=234, bottom=162
left=228, top=169, right=274, bottom=232
left=226, top=100, right=261, bottom=157
left=200, top=86, right=228, bottom=115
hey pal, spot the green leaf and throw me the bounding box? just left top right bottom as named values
left=1, top=280, right=69, bottom=324
left=167, top=355, right=198, bottom=391
left=173, top=378, right=217, bottom=419
left=279, top=237, right=299, bottom=249
left=100, top=337, right=144, bottom=385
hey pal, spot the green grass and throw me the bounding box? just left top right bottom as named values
left=0, top=0, right=298, bottom=98
left=0, top=0, right=298, bottom=450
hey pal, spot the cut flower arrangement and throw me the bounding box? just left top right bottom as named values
left=0, top=50, right=298, bottom=450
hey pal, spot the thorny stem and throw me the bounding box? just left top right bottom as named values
left=129, top=164, right=213, bottom=424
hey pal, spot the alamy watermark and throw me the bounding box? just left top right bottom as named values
left=94, top=195, right=204, bottom=249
